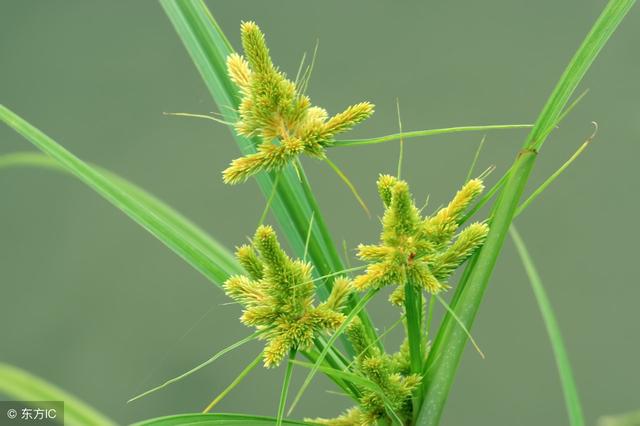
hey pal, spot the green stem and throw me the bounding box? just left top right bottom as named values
left=288, top=288, right=379, bottom=415
left=160, top=1, right=357, bottom=302
left=332, top=124, right=532, bottom=147
left=202, top=353, right=262, bottom=413
left=277, top=350, right=296, bottom=426
left=425, top=296, right=436, bottom=342
left=459, top=166, right=510, bottom=224
left=303, top=346, right=361, bottom=400
left=515, top=133, right=593, bottom=217
left=296, top=163, right=380, bottom=354
left=418, top=2, right=635, bottom=420
left=418, top=149, right=537, bottom=424
left=403, top=281, right=423, bottom=422
left=128, top=329, right=267, bottom=403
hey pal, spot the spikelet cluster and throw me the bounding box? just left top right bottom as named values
left=224, top=225, right=351, bottom=367
left=223, top=22, right=374, bottom=184
left=353, top=175, right=489, bottom=305
left=311, top=319, right=420, bottom=425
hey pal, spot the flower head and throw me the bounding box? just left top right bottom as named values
left=354, top=175, right=489, bottom=304
left=311, top=319, right=420, bottom=425
left=224, top=225, right=351, bottom=367
left=223, top=22, right=374, bottom=184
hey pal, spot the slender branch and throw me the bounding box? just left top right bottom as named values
left=332, top=124, right=532, bottom=147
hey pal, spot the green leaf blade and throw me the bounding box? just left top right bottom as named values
left=332, top=124, right=532, bottom=147
left=417, top=1, right=635, bottom=424
left=510, top=226, right=584, bottom=426
left=0, top=106, right=241, bottom=287
left=131, top=413, right=310, bottom=426
left=0, top=363, right=117, bottom=426
left=0, top=152, right=240, bottom=281
left=524, top=0, right=635, bottom=150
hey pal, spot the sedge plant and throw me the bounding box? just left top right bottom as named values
left=0, top=0, right=636, bottom=425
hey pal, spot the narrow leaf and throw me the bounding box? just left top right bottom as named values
left=510, top=226, right=584, bottom=426
left=128, top=330, right=265, bottom=403
left=417, top=2, right=634, bottom=423
left=277, top=350, right=296, bottom=426
left=515, top=124, right=595, bottom=217
left=598, top=409, right=640, bottom=426
left=403, top=281, right=424, bottom=422
left=288, top=289, right=378, bottom=415
left=459, top=89, right=590, bottom=225
left=324, top=156, right=371, bottom=218
left=202, top=353, right=262, bottom=413
left=332, top=124, right=532, bottom=147
left=434, top=295, right=484, bottom=360
left=0, top=152, right=240, bottom=283
left=0, top=109, right=240, bottom=287
left=131, top=413, right=310, bottom=426
left=291, top=360, right=404, bottom=425
left=0, top=362, right=116, bottom=426
left=464, top=136, right=486, bottom=183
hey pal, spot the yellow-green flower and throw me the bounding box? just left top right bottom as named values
left=354, top=175, right=489, bottom=304
left=224, top=225, right=351, bottom=367
left=223, top=21, right=374, bottom=184
left=312, top=319, right=420, bottom=425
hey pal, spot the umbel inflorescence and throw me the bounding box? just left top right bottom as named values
left=223, top=21, right=374, bottom=184
left=315, top=318, right=421, bottom=425
left=224, top=225, right=351, bottom=367
left=223, top=177, right=489, bottom=424
left=354, top=175, right=489, bottom=305
left=219, top=21, right=491, bottom=426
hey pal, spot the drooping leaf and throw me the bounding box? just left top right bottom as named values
left=0, top=363, right=116, bottom=426
left=0, top=109, right=241, bottom=287
left=0, top=151, right=240, bottom=285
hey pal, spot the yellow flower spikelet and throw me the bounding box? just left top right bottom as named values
left=354, top=175, right=489, bottom=304
left=224, top=225, right=351, bottom=367
left=223, top=22, right=374, bottom=184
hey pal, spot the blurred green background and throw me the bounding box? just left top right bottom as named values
left=1, top=1, right=639, bottom=425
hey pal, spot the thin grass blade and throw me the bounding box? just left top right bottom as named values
left=598, top=409, right=640, bottom=426
left=277, top=350, right=297, bottom=426
left=0, top=152, right=240, bottom=282
left=291, top=360, right=404, bottom=425
left=128, top=330, right=265, bottom=403
left=202, top=353, right=263, bottom=413
left=510, top=226, right=584, bottom=426
left=417, top=2, right=634, bottom=424
left=0, top=109, right=240, bottom=287
left=0, top=363, right=116, bottom=426
left=324, top=156, right=371, bottom=217
left=131, top=413, right=310, bottom=426
left=434, top=295, right=484, bottom=359
left=515, top=124, right=596, bottom=217
left=403, top=281, right=424, bottom=422
left=464, top=136, right=486, bottom=183
left=459, top=89, right=590, bottom=225
left=332, top=124, right=532, bottom=147
left=288, top=288, right=378, bottom=415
